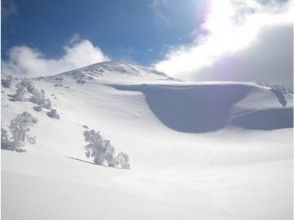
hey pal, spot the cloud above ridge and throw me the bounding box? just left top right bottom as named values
left=2, top=35, right=109, bottom=77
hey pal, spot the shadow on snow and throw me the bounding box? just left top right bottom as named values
left=111, top=83, right=293, bottom=133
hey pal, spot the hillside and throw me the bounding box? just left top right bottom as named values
left=1, top=62, right=293, bottom=220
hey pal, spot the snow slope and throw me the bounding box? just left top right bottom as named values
left=1, top=62, right=293, bottom=220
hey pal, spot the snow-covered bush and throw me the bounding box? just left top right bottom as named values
left=77, top=79, right=86, bottom=84
left=7, top=112, right=37, bottom=151
left=11, top=79, right=52, bottom=109
left=1, top=128, right=8, bottom=143
left=54, top=76, right=63, bottom=81
left=103, top=140, right=115, bottom=164
left=29, top=88, right=51, bottom=109
left=84, top=129, right=115, bottom=165
left=1, top=128, right=10, bottom=149
left=11, top=79, right=40, bottom=102
left=110, top=152, right=130, bottom=169
left=1, top=75, right=13, bottom=88
left=33, top=105, right=42, bottom=112
left=47, top=109, right=60, bottom=119
left=21, top=79, right=35, bottom=93
left=83, top=129, right=130, bottom=169
left=13, top=82, right=26, bottom=101
left=29, top=88, right=43, bottom=102
left=26, top=136, right=36, bottom=144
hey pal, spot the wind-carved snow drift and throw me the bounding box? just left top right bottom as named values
left=112, top=83, right=293, bottom=133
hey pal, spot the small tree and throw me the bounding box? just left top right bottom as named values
left=83, top=128, right=130, bottom=169
left=84, top=129, right=115, bottom=165
left=9, top=112, right=38, bottom=150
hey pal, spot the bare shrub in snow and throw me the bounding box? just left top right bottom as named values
left=47, top=109, right=60, bottom=119
left=8, top=112, right=37, bottom=151
left=83, top=129, right=130, bottom=169
left=110, top=152, right=130, bottom=169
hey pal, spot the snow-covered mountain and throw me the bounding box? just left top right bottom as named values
left=1, top=61, right=293, bottom=220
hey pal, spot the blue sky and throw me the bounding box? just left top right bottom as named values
left=1, top=0, right=292, bottom=89
left=2, top=0, right=204, bottom=64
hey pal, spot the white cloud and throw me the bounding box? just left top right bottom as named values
left=2, top=36, right=109, bottom=77
left=153, top=0, right=293, bottom=88
left=184, top=23, right=293, bottom=88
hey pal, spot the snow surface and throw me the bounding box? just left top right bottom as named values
left=1, top=61, right=293, bottom=219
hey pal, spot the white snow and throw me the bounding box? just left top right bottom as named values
left=1, top=61, right=293, bottom=219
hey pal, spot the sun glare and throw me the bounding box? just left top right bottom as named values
left=155, top=0, right=293, bottom=75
